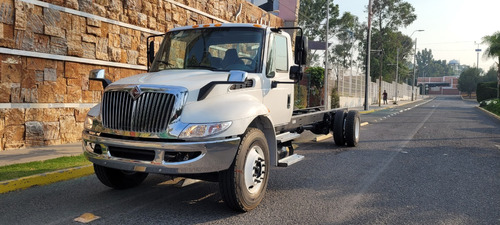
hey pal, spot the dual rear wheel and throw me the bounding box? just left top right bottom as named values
left=333, top=110, right=360, bottom=147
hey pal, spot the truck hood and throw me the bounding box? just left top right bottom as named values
left=110, top=69, right=229, bottom=91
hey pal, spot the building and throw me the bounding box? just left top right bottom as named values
left=417, top=76, right=460, bottom=95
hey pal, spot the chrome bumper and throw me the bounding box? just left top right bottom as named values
left=82, top=131, right=240, bottom=174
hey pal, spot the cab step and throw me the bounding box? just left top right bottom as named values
left=278, top=154, right=304, bottom=167
left=276, top=132, right=301, bottom=143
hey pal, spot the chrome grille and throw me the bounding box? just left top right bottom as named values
left=102, top=91, right=175, bottom=133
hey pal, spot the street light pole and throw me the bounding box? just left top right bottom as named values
left=411, top=29, right=424, bottom=101
left=364, top=0, right=373, bottom=111
left=324, top=0, right=330, bottom=110
left=395, top=48, right=399, bottom=104
left=474, top=41, right=481, bottom=72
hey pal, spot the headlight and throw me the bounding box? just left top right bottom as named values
left=84, top=115, right=94, bottom=130
left=179, top=121, right=232, bottom=138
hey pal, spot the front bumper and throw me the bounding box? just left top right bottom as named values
left=82, top=131, right=240, bottom=174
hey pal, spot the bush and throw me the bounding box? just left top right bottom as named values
left=480, top=98, right=500, bottom=116
left=294, top=84, right=308, bottom=109
left=477, top=81, right=498, bottom=102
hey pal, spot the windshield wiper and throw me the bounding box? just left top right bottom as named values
left=186, top=65, right=218, bottom=71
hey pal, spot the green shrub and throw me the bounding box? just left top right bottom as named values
left=331, top=87, right=340, bottom=109
left=294, top=84, right=308, bottom=109
left=477, top=81, right=498, bottom=102
left=480, top=98, right=500, bottom=116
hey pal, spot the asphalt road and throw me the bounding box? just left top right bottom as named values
left=1, top=96, right=499, bottom=224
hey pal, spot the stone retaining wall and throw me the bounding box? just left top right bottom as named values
left=0, top=0, right=283, bottom=150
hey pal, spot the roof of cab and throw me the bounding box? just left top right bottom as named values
left=169, top=23, right=269, bottom=32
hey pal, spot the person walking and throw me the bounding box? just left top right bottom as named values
left=383, top=90, right=388, bottom=104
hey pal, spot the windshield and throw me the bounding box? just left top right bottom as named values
left=150, top=27, right=265, bottom=73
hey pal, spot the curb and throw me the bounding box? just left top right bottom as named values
left=0, top=165, right=94, bottom=194
left=476, top=106, right=500, bottom=121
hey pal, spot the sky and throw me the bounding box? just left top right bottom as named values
left=335, top=0, right=499, bottom=72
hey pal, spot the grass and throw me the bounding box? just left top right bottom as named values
left=0, top=154, right=91, bottom=181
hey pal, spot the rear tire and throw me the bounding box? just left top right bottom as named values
left=94, top=164, right=148, bottom=189
left=333, top=109, right=346, bottom=146
left=345, top=110, right=360, bottom=147
left=219, top=128, right=270, bottom=212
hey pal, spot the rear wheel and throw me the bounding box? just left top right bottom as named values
left=345, top=110, right=360, bottom=147
left=333, top=109, right=346, bottom=146
left=219, top=128, right=270, bottom=212
left=94, top=164, right=148, bottom=189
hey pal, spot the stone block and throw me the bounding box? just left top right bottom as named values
left=5, top=108, right=24, bottom=126
left=127, top=50, right=138, bottom=65
left=83, top=42, right=96, bottom=59
left=3, top=125, right=25, bottom=149
left=27, top=13, right=44, bottom=34
left=0, top=117, right=4, bottom=137
left=67, top=40, right=84, bottom=57
left=94, top=3, right=106, bottom=17
left=0, top=38, right=15, bottom=48
left=44, top=68, right=57, bottom=81
left=14, top=1, right=27, bottom=30
left=21, top=70, right=36, bottom=89
left=59, top=115, right=80, bottom=142
left=87, top=26, right=102, bottom=36
left=33, top=34, right=50, bottom=53
left=0, top=55, right=22, bottom=83
left=87, top=18, right=101, bottom=27
left=108, top=33, right=120, bottom=48
left=14, top=30, right=34, bottom=51
left=43, top=8, right=61, bottom=27
left=25, top=121, right=43, bottom=140
left=66, top=85, right=82, bottom=103
left=120, top=34, right=131, bottom=48
left=82, top=34, right=96, bottom=43
left=3, top=24, right=14, bottom=39
left=109, top=24, right=120, bottom=34
left=108, top=46, right=121, bottom=62
left=50, top=36, right=67, bottom=55
left=45, top=26, right=65, bottom=38
left=137, top=13, right=147, bottom=26
left=75, top=108, right=89, bottom=122
left=0, top=82, right=10, bottom=102
left=10, top=83, right=20, bottom=102
left=0, top=0, right=14, bottom=25
left=64, top=62, right=81, bottom=79
left=65, top=0, right=79, bottom=10
left=43, top=121, right=59, bottom=140
left=82, top=90, right=93, bottom=102
left=108, top=0, right=123, bottom=13
left=138, top=56, right=147, bottom=65
left=25, top=108, right=44, bottom=121
left=148, top=16, right=156, bottom=29
left=78, top=0, right=93, bottom=13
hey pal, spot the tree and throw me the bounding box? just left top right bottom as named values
left=298, top=0, right=340, bottom=66
left=458, top=68, right=480, bottom=97
left=359, top=0, right=417, bottom=82
left=416, top=49, right=454, bottom=77
left=480, top=66, right=498, bottom=83
left=482, top=31, right=500, bottom=98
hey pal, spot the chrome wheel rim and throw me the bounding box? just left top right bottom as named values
left=355, top=117, right=360, bottom=142
left=244, top=145, right=266, bottom=194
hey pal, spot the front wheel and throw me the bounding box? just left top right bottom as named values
left=219, top=128, right=270, bottom=212
left=345, top=110, right=360, bottom=147
left=94, top=164, right=148, bottom=189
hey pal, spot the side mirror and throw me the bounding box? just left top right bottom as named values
left=294, top=35, right=308, bottom=65
left=148, top=41, right=155, bottom=65
left=227, top=70, right=248, bottom=82
left=89, top=69, right=111, bottom=89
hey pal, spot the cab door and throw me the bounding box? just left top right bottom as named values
left=262, top=32, right=294, bottom=126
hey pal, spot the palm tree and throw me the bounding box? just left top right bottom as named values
left=482, top=31, right=500, bottom=98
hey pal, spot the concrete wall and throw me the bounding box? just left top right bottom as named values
left=0, top=0, right=283, bottom=150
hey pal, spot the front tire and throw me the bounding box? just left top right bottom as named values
left=219, top=128, right=270, bottom=212
left=94, top=164, right=148, bottom=189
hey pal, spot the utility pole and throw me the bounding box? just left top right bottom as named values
left=394, top=48, right=399, bottom=104
left=324, top=0, right=330, bottom=110
left=474, top=41, right=481, bottom=72
left=410, top=29, right=424, bottom=101
left=364, top=0, right=373, bottom=111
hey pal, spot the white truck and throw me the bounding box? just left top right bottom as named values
left=83, top=23, right=360, bottom=211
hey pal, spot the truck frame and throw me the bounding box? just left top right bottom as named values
left=82, top=23, right=360, bottom=211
